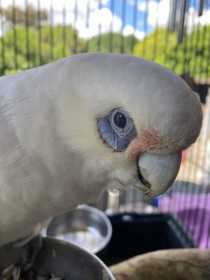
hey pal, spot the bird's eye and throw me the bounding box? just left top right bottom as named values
left=113, top=111, right=127, bottom=129
left=110, top=108, right=133, bottom=136
left=97, top=107, right=137, bottom=151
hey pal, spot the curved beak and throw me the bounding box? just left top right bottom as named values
left=137, top=152, right=181, bottom=197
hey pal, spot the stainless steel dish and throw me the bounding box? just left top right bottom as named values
left=34, top=237, right=115, bottom=279
left=0, top=237, right=115, bottom=280
left=46, top=205, right=112, bottom=254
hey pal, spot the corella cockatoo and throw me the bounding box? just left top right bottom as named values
left=0, top=53, right=202, bottom=246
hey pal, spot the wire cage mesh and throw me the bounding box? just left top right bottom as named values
left=0, top=0, right=210, bottom=249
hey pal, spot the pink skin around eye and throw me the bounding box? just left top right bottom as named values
left=127, top=128, right=161, bottom=159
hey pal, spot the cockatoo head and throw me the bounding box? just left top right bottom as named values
left=56, top=53, right=202, bottom=199
left=0, top=53, right=202, bottom=246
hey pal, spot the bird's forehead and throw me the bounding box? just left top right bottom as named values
left=76, top=55, right=185, bottom=107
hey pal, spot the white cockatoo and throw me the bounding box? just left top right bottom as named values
left=0, top=53, right=202, bottom=247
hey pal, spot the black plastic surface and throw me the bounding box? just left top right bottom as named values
left=97, top=213, right=194, bottom=266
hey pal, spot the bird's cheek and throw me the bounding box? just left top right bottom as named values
left=126, top=129, right=161, bottom=159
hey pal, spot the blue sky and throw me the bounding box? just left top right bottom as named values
left=104, top=0, right=154, bottom=33
left=103, top=0, right=210, bottom=35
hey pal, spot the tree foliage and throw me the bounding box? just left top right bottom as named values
left=87, top=32, right=138, bottom=54
left=0, top=16, right=209, bottom=80
left=168, top=25, right=210, bottom=78
left=133, top=28, right=178, bottom=70
left=0, top=25, right=86, bottom=74
left=134, top=26, right=210, bottom=79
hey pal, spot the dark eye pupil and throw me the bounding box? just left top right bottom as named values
left=114, top=112, right=127, bottom=129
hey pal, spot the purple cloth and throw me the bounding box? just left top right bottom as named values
left=159, top=193, right=210, bottom=248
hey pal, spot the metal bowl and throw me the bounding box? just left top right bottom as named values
left=46, top=205, right=112, bottom=254
left=34, top=237, right=115, bottom=279
left=0, top=237, right=115, bottom=280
